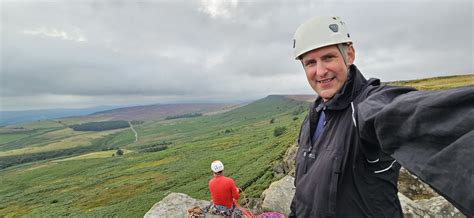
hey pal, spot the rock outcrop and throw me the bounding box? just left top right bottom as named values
left=145, top=144, right=465, bottom=217
left=398, top=167, right=438, bottom=200
left=398, top=192, right=430, bottom=217
left=260, top=175, right=464, bottom=217
left=145, top=176, right=464, bottom=218
left=261, top=175, right=295, bottom=215
left=144, top=192, right=220, bottom=218
left=399, top=193, right=465, bottom=217
left=417, top=196, right=465, bottom=218
left=272, top=143, right=298, bottom=177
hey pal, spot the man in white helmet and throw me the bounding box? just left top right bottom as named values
left=208, top=160, right=241, bottom=216
left=290, top=16, right=473, bottom=217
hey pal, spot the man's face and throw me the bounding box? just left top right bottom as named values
left=301, top=45, right=355, bottom=102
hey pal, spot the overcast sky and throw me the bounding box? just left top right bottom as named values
left=1, top=0, right=472, bottom=111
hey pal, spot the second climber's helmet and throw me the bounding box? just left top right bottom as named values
left=211, top=160, right=224, bottom=173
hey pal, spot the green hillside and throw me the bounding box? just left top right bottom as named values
left=0, top=95, right=308, bottom=217
left=387, top=74, right=473, bottom=90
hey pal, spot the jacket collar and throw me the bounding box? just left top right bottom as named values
left=312, top=64, right=369, bottom=112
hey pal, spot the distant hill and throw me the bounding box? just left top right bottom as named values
left=282, top=95, right=316, bottom=102
left=86, top=103, right=237, bottom=121
left=0, top=106, right=122, bottom=127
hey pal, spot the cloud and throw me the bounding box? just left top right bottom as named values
left=22, top=28, right=87, bottom=42
left=0, top=0, right=472, bottom=110
left=198, top=0, right=239, bottom=19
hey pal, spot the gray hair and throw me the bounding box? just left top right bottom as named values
left=336, top=43, right=349, bottom=67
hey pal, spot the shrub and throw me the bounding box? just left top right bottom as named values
left=273, top=126, right=287, bottom=137
left=165, top=113, right=202, bottom=120
left=116, top=149, right=124, bottom=156
left=292, top=105, right=306, bottom=115
left=70, top=121, right=129, bottom=131
left=142, top=145, right=168, bottom=153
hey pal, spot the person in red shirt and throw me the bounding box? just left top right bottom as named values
left=208, top=160, right=241, bottom=216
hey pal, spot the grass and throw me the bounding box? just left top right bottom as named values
left=54, top=149, right=133, bottom=161
left=388, top=74, right=473, bottom=90
left=0, top=132, right=31, bottom=145
left=0, top=129, right=125, bottom=157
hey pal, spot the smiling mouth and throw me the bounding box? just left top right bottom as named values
left=317, top=77, right=335, bottom=84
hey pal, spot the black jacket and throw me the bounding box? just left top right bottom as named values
left=291, top=65, right=474, bottom=217
left=291, top=65, right=415, bottom=217
left=358, top=83, right=474, bottom=216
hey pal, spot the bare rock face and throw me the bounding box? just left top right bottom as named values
left=416, top=196, right=465, bottom=218
left=261, top=175, right=295, bottom=215
left=397, top=167, right=464, bottom=217
left=143, top=193, right=220, bottom=218
left=398, top=167, right=437, bottom=200
left=398, top=192, right=430, bottom=217
left=272, top=143, right=298, bottom=177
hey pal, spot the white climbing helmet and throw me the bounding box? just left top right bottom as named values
left=293, top=16, right=352, bottom=60
left=211, top=160, right=224, bottom=173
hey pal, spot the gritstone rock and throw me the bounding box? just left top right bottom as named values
left=261, top=175, right=295, bottom=215
left=144, top=192, right=221, bottom=218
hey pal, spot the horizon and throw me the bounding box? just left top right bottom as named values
left=1, top=93, right=314, bottom=112
left=2, top=72, right=470, bottom=112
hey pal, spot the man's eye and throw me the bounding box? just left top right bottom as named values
left=323, top=56, right=335, bottom=61
left=304, top=61, right=316, bottom=66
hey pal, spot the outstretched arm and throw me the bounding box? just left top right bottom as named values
left=358, top=85, right=474, bottom=216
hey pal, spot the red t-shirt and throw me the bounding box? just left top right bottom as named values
left=209, top=175, right=240, bottom=208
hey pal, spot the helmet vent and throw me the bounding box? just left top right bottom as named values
left=329, top=24, right=339, bottom=32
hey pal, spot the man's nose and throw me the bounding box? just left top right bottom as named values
left=315, top=61, right=328, bottom=77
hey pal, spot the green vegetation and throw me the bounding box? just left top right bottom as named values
left=139, top=142, right=172, bottom=153
left=116, top=149, right=124, bottom=156
left=140, top=145, right=168, bottom=153
left=292, top=105, right=306, bottom=115
left=69, top=121, right=130, bottom=131
left=0, top=75, right=469, bottom=217
left=130, top=120, right=145, bottom=125
left=387, top=74, right=474, bottom=90
left=273, top=126, right=287, bottom=137
left=165, top=113, right=203, bottom=120
left=0, top=95, right=307, bottom=217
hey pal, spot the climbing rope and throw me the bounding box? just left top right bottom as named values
left=189, top=187, right=285, bottom=218
left=234, top=187, right=255, bottom=218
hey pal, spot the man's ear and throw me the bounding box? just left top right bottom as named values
left=347, top=45, right=355, bottom=65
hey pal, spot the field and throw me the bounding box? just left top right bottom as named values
left=0, top=74, right=472, bottom=217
